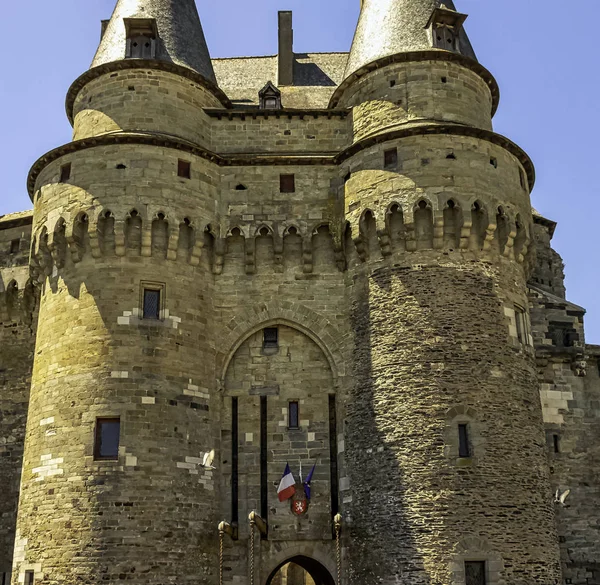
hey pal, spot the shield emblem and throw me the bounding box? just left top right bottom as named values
left=291, top=485, right=309, bottom=516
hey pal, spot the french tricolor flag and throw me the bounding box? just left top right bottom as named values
left=277, top=463, right=296, bottom=502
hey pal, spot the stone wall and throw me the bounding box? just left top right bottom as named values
left=0, top=214, right=35, bottom=585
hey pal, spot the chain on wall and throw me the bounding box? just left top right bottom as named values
left=249, top=519, right=255, bottom=585
left=219, top=528, right=224, bottom=585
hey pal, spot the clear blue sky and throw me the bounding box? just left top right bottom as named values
left=1, top=0, right=598, bottom=340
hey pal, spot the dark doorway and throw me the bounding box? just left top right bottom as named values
left=266, top=556, right=335, bottom=585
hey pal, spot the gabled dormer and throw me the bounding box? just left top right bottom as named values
left=259, top=81, right=282, bottom=110
left=426, top=5, right=468, bottom=54
left=124, top=18, right=158, bottom=59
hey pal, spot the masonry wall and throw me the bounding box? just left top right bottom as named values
left=0, top=217, right=35, bottom=584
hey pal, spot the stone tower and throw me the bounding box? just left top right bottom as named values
left=9, top=0, right=572, bottom=584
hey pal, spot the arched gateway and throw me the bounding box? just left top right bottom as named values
left=266, top=556, right=335, bottom=585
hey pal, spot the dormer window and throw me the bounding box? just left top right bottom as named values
left=124, top=18, right=158, bottom=59
left=426, top=5, right=468, bottom=54
left=259, top=81, right=282, bottom=110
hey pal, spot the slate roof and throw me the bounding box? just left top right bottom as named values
left=344, top=0, right=476, bottom=79
left=212, top=53, right=348, bottom=109
left=93, top=0, right=217, bottom=83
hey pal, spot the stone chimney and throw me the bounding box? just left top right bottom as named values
left=278, top=11, right=294, bottom=86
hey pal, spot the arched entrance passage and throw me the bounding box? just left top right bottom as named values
left=266, top=556, right=335, bottom=585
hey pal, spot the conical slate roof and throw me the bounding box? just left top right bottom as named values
left=344, top=0, right=477, bottom=79
left=92, top=0, right=217, bottom=83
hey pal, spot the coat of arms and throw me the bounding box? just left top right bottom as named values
left=291, top=484, right=309, bottom=516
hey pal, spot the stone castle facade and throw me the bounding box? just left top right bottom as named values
left=1, top=1, right=599, bottom=584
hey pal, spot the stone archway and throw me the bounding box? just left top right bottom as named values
left=266, top=556, right=335, bottom=585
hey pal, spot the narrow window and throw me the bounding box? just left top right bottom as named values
left=490, top=157, right=498, bottom=168
left=59, top=163, right=72, bottom=183
left=553, top=434, right=560, bottom=454
left=24, top=572, right=35, bottom=585
left=260, top=396, right=268, bottom=534
left=94, top=418, right=120, bottom=460
left=231, top=397, right=239, bottom=526
left=178, top=160, right=191, bottom=179
left=389, top=79, right=396, bottom=87
left=143, top=288, right=161, bottom=320
left=328, top=395, right=339, bottom=520
left=10, top=239, right=20, bottom=253
left=515, top=306, right=528, bottom=345
left=519, top=168, right=527, bottom=190
left=280, top=174, right=295, bottom=193
left=263, top=327, right=278, bottom=349
left=465, top=561, right=487, bottom=585
left=458, top=424, right=471, bottom=458
left=384, top=148, right=398, bottom=169
left=2, top=573, right=8, bottom=585
left=288, top=401, right=299, bottom=430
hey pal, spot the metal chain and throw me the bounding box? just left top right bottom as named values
left=336, top=522, right=341, bottom=585
left=219, top=529, right=224, bottom=585
left=249, top=520, right=255, bottom=585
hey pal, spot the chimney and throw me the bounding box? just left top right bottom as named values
left=278, top=11, right=294, bottom=86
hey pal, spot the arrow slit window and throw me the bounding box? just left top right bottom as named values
left=124, top=19, right=158, bottom=59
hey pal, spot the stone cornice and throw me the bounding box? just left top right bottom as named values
left=328, top=50, right=500, bottom=116
left=204, top=109, right=350, bottom=120
left=65, top=60, right=232, bottom=124
left=27, top=124, right=534, bottom=198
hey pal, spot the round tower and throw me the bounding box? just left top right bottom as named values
left=337, top=1, right=562, bottom=584
left=13, top=1, right=227, bottom=583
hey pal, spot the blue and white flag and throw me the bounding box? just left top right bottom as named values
left=303, top=463, right=316, bottom=501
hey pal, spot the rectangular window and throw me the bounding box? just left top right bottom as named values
left=280, top=174, right=295, bottom=193
left=59, top=163, right=72, bottom=183
left=94, top=418, right=121, bottom=461
left=178, top=159, right=191, bottom=179
left=263, top=327, right=278, bottom=349
left=553, top=434, right=560, bottom=454
left=458, top=424, right=471, bottom=458
left=384, top=148, right=398, bottom=169
left=2, top=573, right=8, bottom=585
left=143, top=288, right=161, bottom=320
left=515, top=305, right=529, bottom=345
left=465, top=561, right=486, bottom=585
left=24, top=571, right=34, bottom=585
left=10, top=239, right=20, bottom=254
left=288, top=401, right=299, bottom=430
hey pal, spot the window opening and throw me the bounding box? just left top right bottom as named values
left=288, top=401, right=299, bottom=430
left=124, top=18, right=157, bottom=59
left=263, top=327, right=279, bottom=349
left=553, top=434, right=560, bottom=454
left=143, top=288, right=161, bottom=320
left=94, top=418, right=120, bottom=461
left=515, top=305, right=529, bottom=345
left=24, top=572, right=34, bottom=585
left=59, top=163, right=72, bottom=183
left=178, top=160, right=191, bottom=179
left=384, top=148, right=398, bottom=170
left=389, top=80, right=396, bottom=87
left=427, top=6, right=467, bottom=54
left=458, top=423, right=471, bottom=458
left=549, top=322, right=575, bottom=348
left=280, top=174, right=295, bottom=193
left=465, top=561, right=487, bottom=585
left=490, top=157, right=498, bottom=168
left=10, top=239, right=20, bottom=254
left=235, top=184, right=248, bottom=191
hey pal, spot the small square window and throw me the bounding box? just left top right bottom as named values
left=94, top=418, right=120, bottom=460
left=10, top=239, right=20, bottom=254
left=288, top=401, right=299, bottom=430
left=280, top=174, right=295, bottom=193
left=178, top=160, right=191, bottom=179
left=465, top=561, right=486, bottom=585
left=143, top=288, right=161, bottom=320
left=263, top=327, right=278, bottom=349
left=59, top=163, right=72, bottom=183
left=384, top=148, right=398, bottom=169
left=24, top=572, right=34, bottom=585
left=458, top=424, right=471, bottom=458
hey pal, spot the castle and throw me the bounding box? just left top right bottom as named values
left=1, top=0, right=599, bottom=584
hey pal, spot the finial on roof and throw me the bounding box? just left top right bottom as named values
left=92, top=0, right=217, bottom=83
left=345, top=0, right=476, bottom=79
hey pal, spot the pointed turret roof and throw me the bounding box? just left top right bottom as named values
left=92, top=0, right=217, bottom=83
left=344, top=0, right=476, bottom=79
